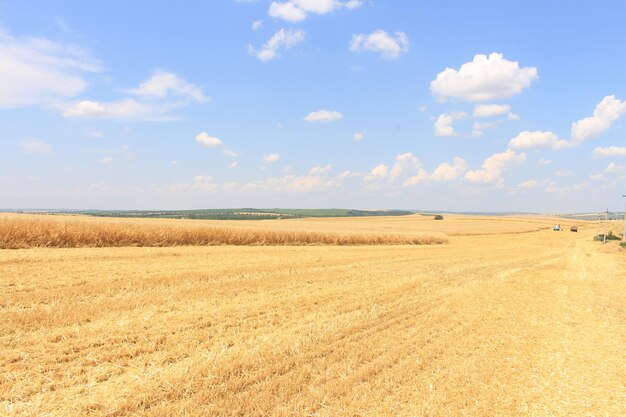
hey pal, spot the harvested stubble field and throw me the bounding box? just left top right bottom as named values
left=1, top=214, right=625, bottom=416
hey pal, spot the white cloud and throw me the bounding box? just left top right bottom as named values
left=19, top=140, right=53, bottom=155
left=389, top=152, right=421, bottom=181
left=545, top=181, right=589, bottom=194
left=364, top=164, right=388, bottom=181
left=304, top=109, right=343, bottom=123
left=0, top=29, right=100, bottom=109
left=128, top=71, right=208, bottom=103
left=229, top=161, right=239, bottom=168
left=430, top=53, right=538, bottom=102
left=171, top=160, right=178, bottom=165
left=555, top=170, right=573, bottom=177
left=571, top=95, right=626, bottom=144
left=471, top=121, right=497, bottom=137
left=263, top=153, right=280, bottom=163
left=243, top=173, right=340, bottom=193
left=194, top=175, right=212, bottom=182
left=434, top=113, right=455, bottom=137
left=338, top=170, right=361, bottom=179
left=605, top=162, right=626, bottom=175
left=252, top=20, right=263, bottom=31
left=435, top=111, right=466, bottom=137
left=88, top=130, right=104, bottom=138
left=249, top=28, right=305, bottom=61
left=100, top=156, right=113, bottom=164
left=537, top=158, right=551, bottom=166
left=222, top=149, right=239, bottom=157
left=349, top=30, right=409, bottom=59
left=63, top=98, right=182, bottom=121
left=195, top=132, right=223, bottom=147
left=353, top=132, right=364, bottom=142
left=309, top=164, right=332, bottom=174
left=593, top=146, right=626, bottom=158
left=402, top=169, right=429, bottom=187
left=344, top=0, right=362, bottom=9
left=269, top=2, right=307, bottom=22
left=63, top=71, right=207, bottom=121
left=268, top=0, right=360, bottom=22
left=508, top=130, right=569, bottom=151
left=473, top=103, right=511, bottom=118
left=430, top=157, right=468, bottom=181
left=465, top=149, right=526, bottom=184
left=518, top=179, right=540, bottom=189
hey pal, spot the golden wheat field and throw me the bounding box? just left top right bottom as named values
left=1, top=214, right=625, bottom=416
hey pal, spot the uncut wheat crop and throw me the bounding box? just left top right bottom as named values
left=0, top=213, right=447, bottom=249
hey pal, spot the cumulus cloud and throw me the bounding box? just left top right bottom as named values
left=338, top=170, right=361, bottom=179
left=263, top=153, right=280, bottom=163
left=401, top=156, right=467, bottom=186
left=63, top=71, right=207, bottom=121
left=508, top=130, right=569, bottom=151
left=349, top=30, right=409, bottom=59
left=252, top=20, right=263, bottom=31
left=570, top=95, right=626, bottom=144
left=430, top=53, right=538, bottom=102
left=195, top=132, right=223, bottom=147
left=473, top=103, right=512, bottom=118
left=389, top=152, right=421, bottom=181
left=430, top=157, right=468, bottom=181
left=605, top=162, right=626, bottom=175
left=593, top=146, right=626, bottom=158
left=304, top=109, right=343, bottom=123
left=309, top=164, right=332, bottom=174
left=434, top=111, right=466, bottom=137
left=465, top=149, right=526, bottom=184
left=434, top=114, right=455, bottom=137
left=268, top=0, right=361, bottom=22
left=243, top=173, right=340, bottom=193
left=249, top=28, right=305, bottom=62
left=402, top=169, right=429, bottom=187
left=364, top=164, right=388, bottom=181
left=0, top=28, right=100, bottom=109
left=353, top=132, right=364, bottom=142
left=100, top=156, right=113, bottom=164
left=19, top=140, right=54, bottom=155
left=269, top=2, right=307, bottom=22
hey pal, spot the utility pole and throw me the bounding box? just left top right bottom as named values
left=604, top=208, right=609, bottom=244
left=623, top=195, right=626, bottom=241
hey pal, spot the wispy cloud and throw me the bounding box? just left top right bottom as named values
left=19, top=140, right=54, bottom=155
left=249, top=28, right=305, bottom=62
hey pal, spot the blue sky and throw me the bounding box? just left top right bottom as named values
left=1, top=0, right=625, bottom=212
